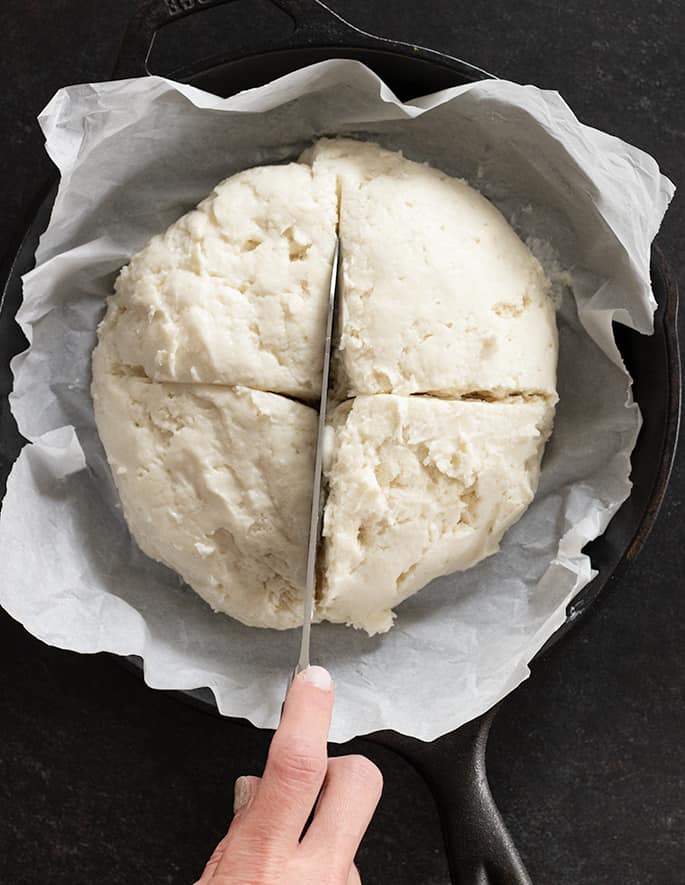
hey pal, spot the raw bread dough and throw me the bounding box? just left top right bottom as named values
left=92, top=143, right=558, bottom=634
left=98, top=163, right=338, bottom=399
left=91, top=352, right=317, bottom=629
left=320, top=395, right=553, bottom=634
left=302, top=139, right=557, bottom=400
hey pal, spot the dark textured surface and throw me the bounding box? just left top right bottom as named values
left=0, top=2, right=683, bottom=883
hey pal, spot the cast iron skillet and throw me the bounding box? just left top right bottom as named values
left=0, top=1, right=680, bottom=882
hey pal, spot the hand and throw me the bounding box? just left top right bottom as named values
left=195, top=666, right=383, bottom=885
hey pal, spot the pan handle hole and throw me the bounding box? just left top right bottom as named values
left=146, top=1, right=295, bottom=78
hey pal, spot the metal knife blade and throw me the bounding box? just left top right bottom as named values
left=292, top=235, right=340, bottom=679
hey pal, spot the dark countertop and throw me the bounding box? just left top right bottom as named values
left=0, top=2, right=682, bottom=883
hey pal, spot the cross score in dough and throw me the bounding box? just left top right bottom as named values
left=91, top=139, right=558, bottom=635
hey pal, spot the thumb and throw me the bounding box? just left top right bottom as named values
left=194, top=775, right=262, bottom=883
left=233, top=775, right=261, bottom=815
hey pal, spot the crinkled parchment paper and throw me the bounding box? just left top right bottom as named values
left=0, top=62, right=674, bottom=741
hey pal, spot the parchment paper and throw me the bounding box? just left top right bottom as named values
left=0, top=62, right=674, bottom=742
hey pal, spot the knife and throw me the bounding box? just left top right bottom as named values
left=292, top=235, right=340, bottom=680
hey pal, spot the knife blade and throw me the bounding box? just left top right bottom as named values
left=292, top=235, right=340, bottom=679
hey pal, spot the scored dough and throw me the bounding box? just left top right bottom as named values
left=320, top=395, right=553, bottom=634
left=92, top=142, right=558, bottom=634
left=302, top=139, right=557, bottom=400
left=91, top=356, right=317, bottom=629
left=98, top=163, right=338, bottom=399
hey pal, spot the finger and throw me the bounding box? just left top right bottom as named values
left=347, top=865, right=362, bottom=885
left=233, top=775, right=261, bottom=816
left=237, top=666, right=334, bottom=845
left=193, top=776, right=261, bottom=883
left=302, top=755, right=383, bottom=872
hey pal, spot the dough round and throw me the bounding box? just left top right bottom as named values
left=92, top=142, right=558, bottom=634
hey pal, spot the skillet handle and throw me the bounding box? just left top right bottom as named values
left=113, top=0, right=375, bottom=79
left=370, top=708, right=532, bottom=885
left=113, top=0, right=491, bottom=81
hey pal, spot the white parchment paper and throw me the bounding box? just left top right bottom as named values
left=0, top=62, right=674, bottom=741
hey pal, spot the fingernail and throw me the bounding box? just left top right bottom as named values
left=233, top=776, right=253, bottom=814
left=298, top=665, right=332, bottom=691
